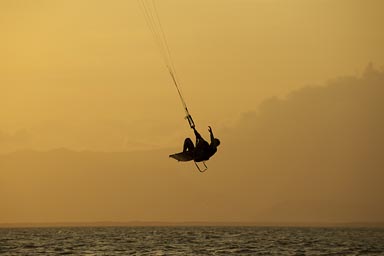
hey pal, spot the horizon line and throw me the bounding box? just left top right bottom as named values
left=1, top=221, right=383, bottom=228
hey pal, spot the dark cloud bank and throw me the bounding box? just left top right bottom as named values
left=221, top=65, right=384, bottom=223
left=1, top=66, right=383, bottom=225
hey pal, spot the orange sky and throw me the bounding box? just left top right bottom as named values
left=2, top=0, right=384, bottom=152
left=1, top=0, right=384, bottom=224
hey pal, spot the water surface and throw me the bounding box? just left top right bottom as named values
left=0, top=226, right=383, bottom=255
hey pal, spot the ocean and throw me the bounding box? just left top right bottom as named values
left=0, top=226, right=383, bottom=255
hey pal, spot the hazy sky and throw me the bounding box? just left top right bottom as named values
left=1, top=0, right=384, bottom=224
left=2, top=0, right=384, bottom=152
left=1, top=68, right=383, bottom=224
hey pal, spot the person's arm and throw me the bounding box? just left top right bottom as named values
left=193, top=127, right=202, bottom=139
left=208, top=126, right=215, bottom=144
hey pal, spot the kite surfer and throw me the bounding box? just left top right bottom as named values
left=183, top=126, right=220, bottom=162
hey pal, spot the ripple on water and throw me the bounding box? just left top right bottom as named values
left=0, top=226, right=383, bottom=255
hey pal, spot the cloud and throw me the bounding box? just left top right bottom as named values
left=1, top=66, right=384, bottom=224
left=230, top=64, right=384, bottom=160
left=218, top=65, right=384, bottom=222
left=0, top=130, right=30, bottom=152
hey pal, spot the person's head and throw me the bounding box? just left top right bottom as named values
left=214, top=138, right=221, bottom=147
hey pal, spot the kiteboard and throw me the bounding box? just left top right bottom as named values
left=169, top=151, right=194, bottom=162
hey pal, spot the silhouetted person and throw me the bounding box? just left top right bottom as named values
left=183, top=126, right=220, bottom=162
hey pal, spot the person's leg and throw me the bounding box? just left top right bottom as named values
left=183, top=138, right=194, bottom=152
